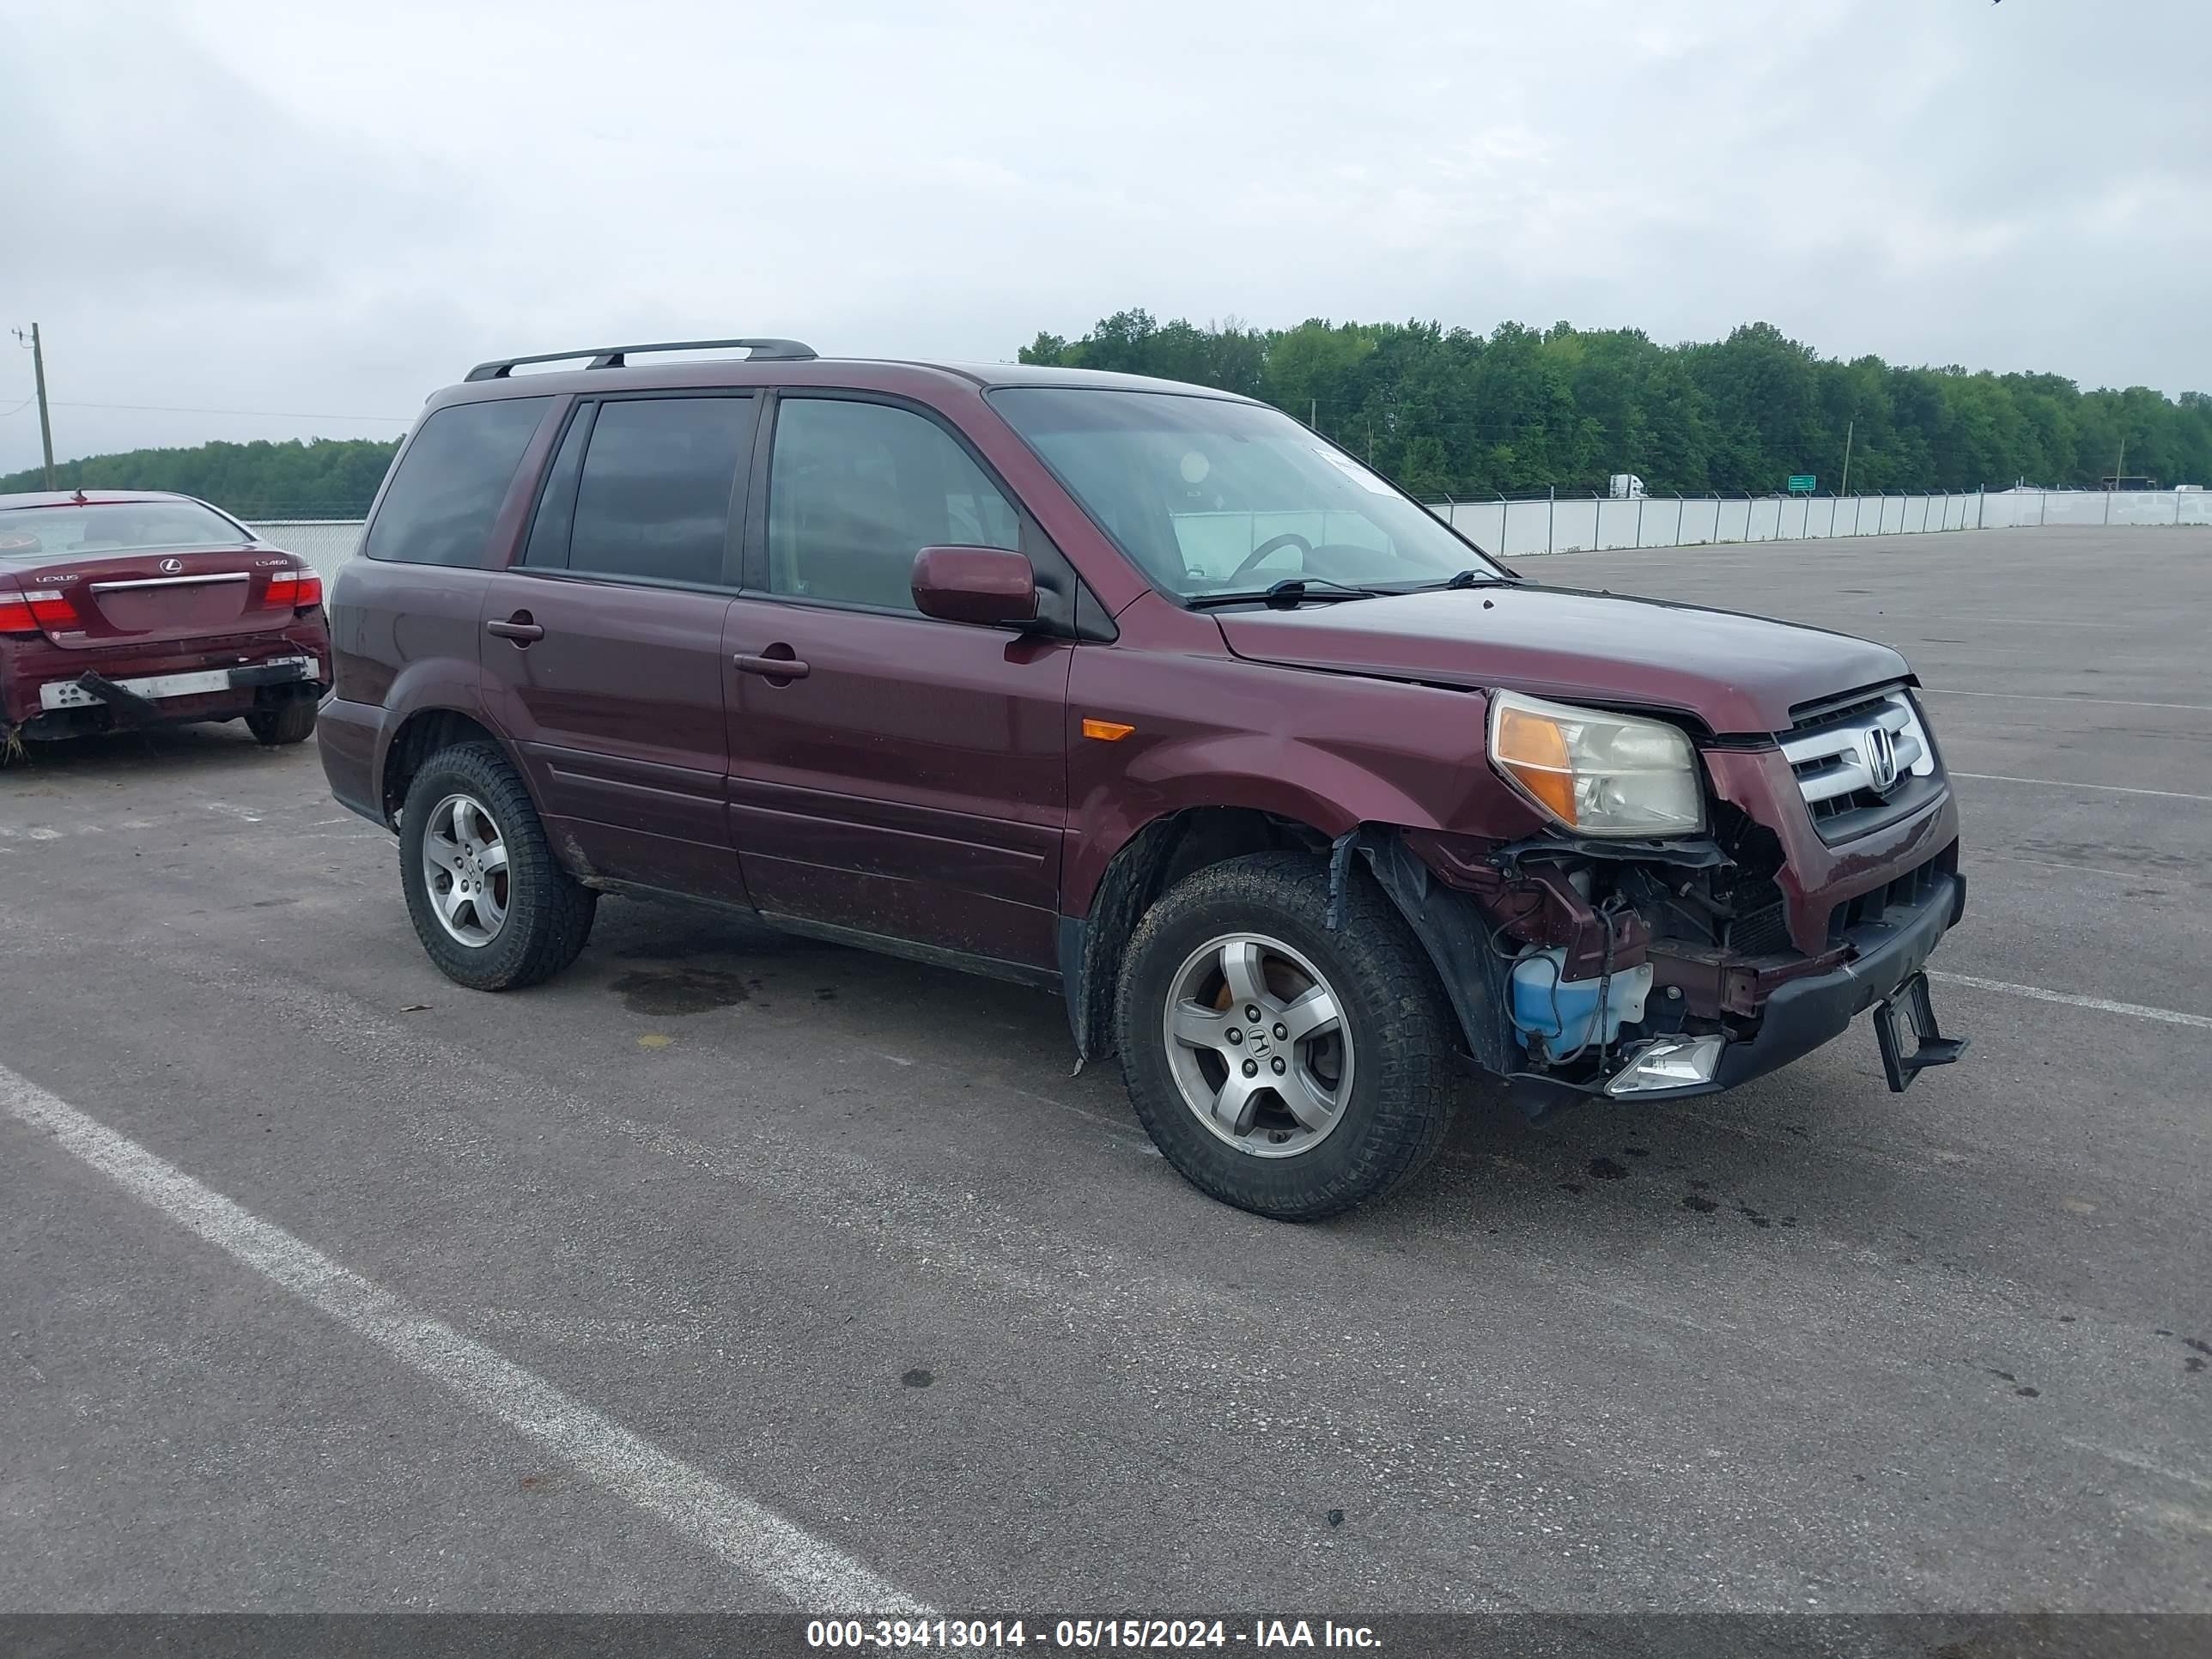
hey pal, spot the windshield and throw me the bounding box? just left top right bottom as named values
left=0, top=500, right=251, bottom=563
left=988, top=387, right=1506, bottom=599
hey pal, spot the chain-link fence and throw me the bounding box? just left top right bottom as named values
left=244, top=520, right=362, bottom=579
left=252, top=488, right=2209, bottom=585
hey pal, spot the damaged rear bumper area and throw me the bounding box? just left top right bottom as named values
left=3, top=654, right=323, bottom=743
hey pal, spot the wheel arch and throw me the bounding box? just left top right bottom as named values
left=1060, top=806, right=1324, bottom=1063
left=1057, top=806, right=1508, bottom=1075
left=378, top=707, right=532, bottom=826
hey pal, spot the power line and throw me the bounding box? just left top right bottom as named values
left=41, top=400, right=410, bottom=423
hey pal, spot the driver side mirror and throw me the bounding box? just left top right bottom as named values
left=910, top=545, right=1038, bottom=628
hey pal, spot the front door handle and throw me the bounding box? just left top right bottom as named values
left=486, top=616, right=544, bottom=643
left=732, top=651, right=809, bottom=681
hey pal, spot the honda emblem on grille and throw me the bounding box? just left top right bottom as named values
left=1862, top=726, right=1899, bottom=793
left=159, top=557, right=184, bottom=574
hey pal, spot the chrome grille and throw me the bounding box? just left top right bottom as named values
left=1779, top=689, right=1941, bottom=840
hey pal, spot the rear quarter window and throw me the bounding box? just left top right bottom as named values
left=562, top=396, right=753, bottom=586
left=363, top=398, right=550, bottom=567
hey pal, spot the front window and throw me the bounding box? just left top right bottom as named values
left=768, top=397, right=1021, bottom=612
left=0, top=500, right=250, bottom=562
left=988, top=387, right=1506, bottom=599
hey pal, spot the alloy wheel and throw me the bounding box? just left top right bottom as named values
left=421, top=792, right=510, bottom=948
left=1161, top=931, right=1355, bottom=1158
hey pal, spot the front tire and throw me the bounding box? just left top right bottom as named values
left=398, top=742, right=596, bottom=991
left=1115, top=852, right=1455, bottom=1221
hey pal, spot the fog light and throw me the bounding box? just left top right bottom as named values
left=1604, top=1033, right=1725, bottom=1097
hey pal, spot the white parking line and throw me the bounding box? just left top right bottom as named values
left=0, top=1061, right=928, bottom=1615
left=1929, top=973, right=2212, bottom=1032
left=1972, top=851, right=2196, bottom=888
left=2065, top=1437, right=2212, bottom=1497
left=1952, top=772, right=2212, bottom=803
left=1923, top=688, right=2212, bottom=714
left=1916, top=616, right=2140, bottom=630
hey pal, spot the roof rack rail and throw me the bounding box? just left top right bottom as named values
left=464, top=337, right=819, bottom=381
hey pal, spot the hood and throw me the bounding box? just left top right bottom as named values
left=1213, top=584, right=1910, bottom=734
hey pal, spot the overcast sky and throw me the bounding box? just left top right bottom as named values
left=3, top=0, right=2207, bottom=475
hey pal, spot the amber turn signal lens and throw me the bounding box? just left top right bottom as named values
left=1081, top=718, right=1135, bottom=742
left=1492, top=702, right=1576, bottom=819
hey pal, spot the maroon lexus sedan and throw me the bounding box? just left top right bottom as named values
left=0, top=490, right=331, bottom=752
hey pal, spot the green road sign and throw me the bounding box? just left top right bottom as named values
left=1788, top=475, right=1816, bottom=493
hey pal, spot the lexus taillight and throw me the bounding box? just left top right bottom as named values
left=265, top=569, right=323, bottom=609
left=0, top=588, right=78, bottom=635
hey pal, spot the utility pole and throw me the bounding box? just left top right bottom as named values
left=11, top=324, right=56, bottom=488
left=1838, top=418, right=1854, bottom=500
left=2106, top=435, right=2124, bottom=525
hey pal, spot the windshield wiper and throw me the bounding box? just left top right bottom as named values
left=1188, top=576, right=1382, bottom=611
left=1437, top=568, right=1508, bottom=589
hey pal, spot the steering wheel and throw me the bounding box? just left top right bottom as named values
left=1226, top=532, right=1313, bottom=583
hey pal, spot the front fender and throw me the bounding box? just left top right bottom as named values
left=1066, top=736, right=1426, bottom=912
left=1063, top=657, right=1550, bottom=915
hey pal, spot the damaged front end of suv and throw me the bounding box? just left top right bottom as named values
left=1345, top=682, right=1967, bottom=1115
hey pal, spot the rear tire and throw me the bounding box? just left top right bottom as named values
left=246, top=693, right=318, bottom=745
left=398, top=742, right=596, bottom=990
left=1115, top=851, right=1455, bottom=1221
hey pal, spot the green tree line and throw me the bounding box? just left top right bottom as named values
left=10, top=318, right=2208, bottom=512
left=0, top=436, right=401, bottom=519
left=1019, top=313, right=2212, bottom=498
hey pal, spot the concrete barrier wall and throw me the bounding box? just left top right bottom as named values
left=1432, top=489, right=2209, bottom=555
left=1448, top=489, right=2210, bottom=554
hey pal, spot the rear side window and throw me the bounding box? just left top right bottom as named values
left=562, top=397, right=753, bottom=586
left=767, top=398, right=1019, bottom=612
left=363, top=398, right=549, bottom=567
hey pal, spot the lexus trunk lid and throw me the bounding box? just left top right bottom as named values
left=2, top=544, right=315, bottom=651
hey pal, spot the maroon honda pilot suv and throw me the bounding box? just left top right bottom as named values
left=322, top=338, right=1966, bottom=1219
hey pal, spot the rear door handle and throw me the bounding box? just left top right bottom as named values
left=486, top=617, right=544, bottom=643
left=732, top=652, right=809, bottom=680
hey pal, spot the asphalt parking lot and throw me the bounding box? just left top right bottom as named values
left=3, top=526, right=2208, bottom=1617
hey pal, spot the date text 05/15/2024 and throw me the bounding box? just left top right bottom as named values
left=806, top=1618, right=1382, bottom=1650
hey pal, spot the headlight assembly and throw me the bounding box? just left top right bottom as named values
left=1487, top=690, right=1706, bottom=837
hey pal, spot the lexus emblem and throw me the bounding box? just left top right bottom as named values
left=159, top=557, right=185, bottom=574
left=1862, top=726, right=1899, bottom=793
